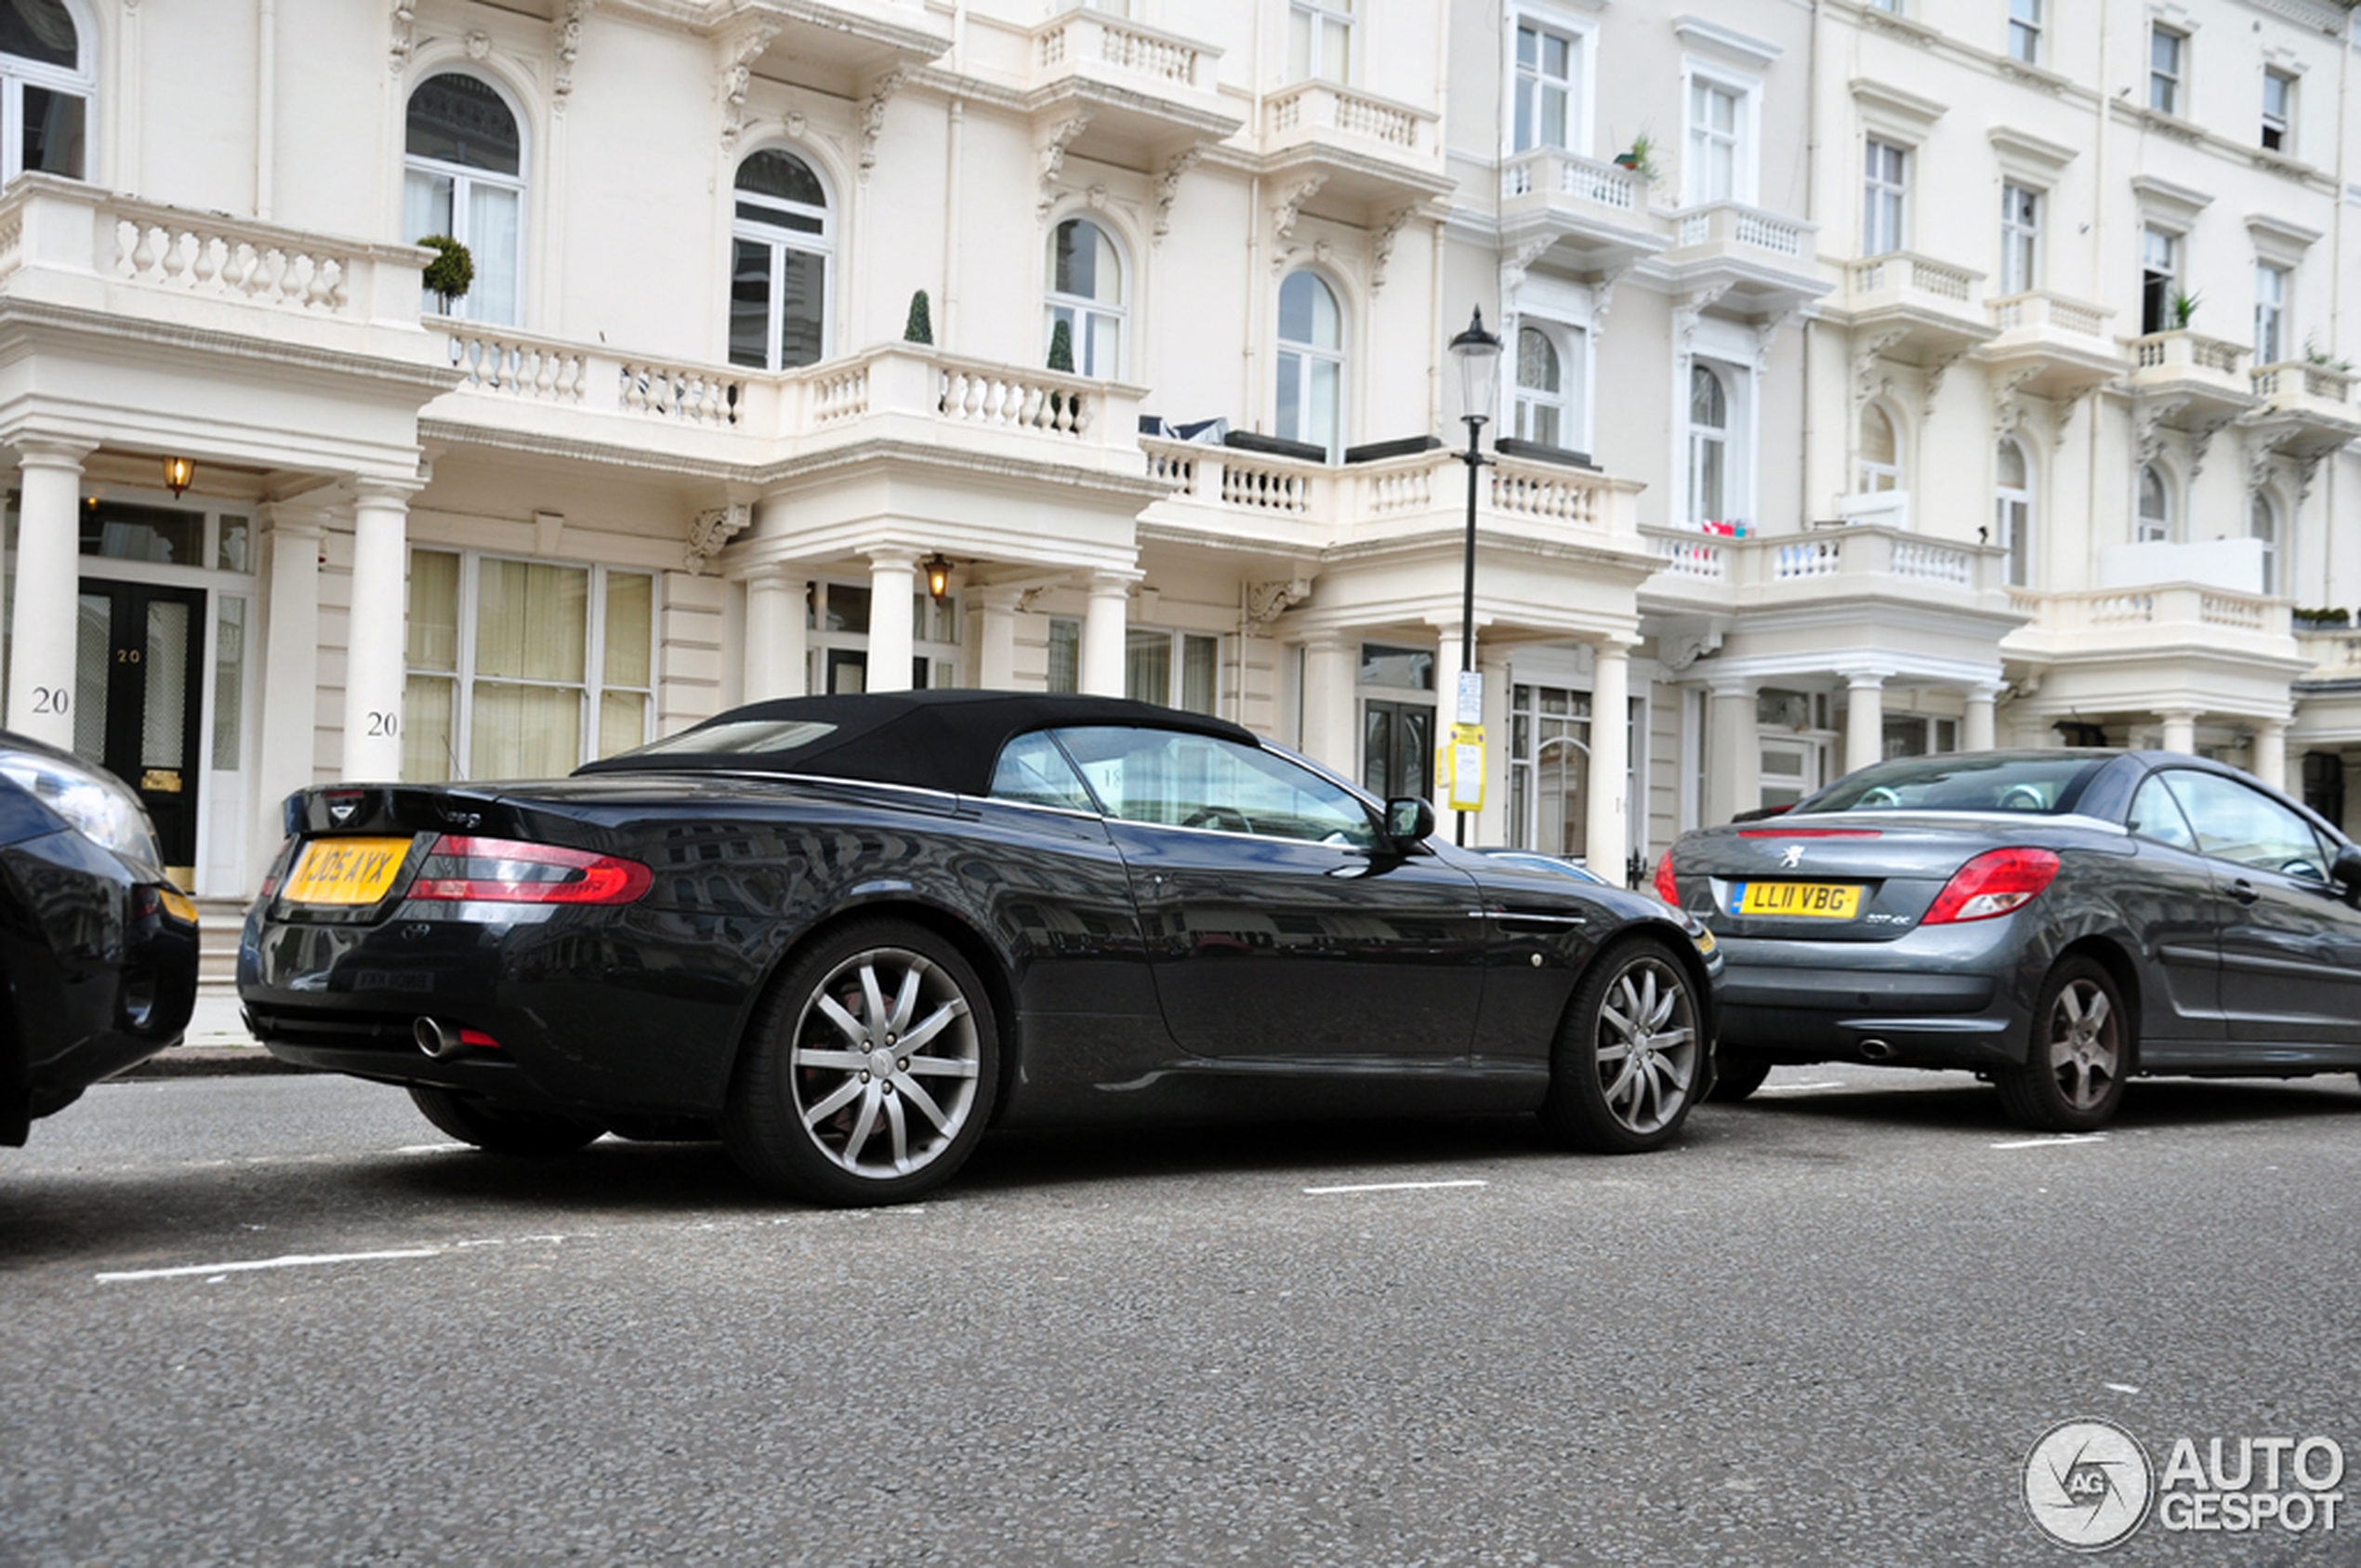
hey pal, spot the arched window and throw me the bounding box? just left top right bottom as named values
left=0, top=0, right=87, bottom=181
left=2136, top=464, right=2172, bottom=543
left=1996, top=436, right=2033, bottom=586
left=1687, top=363, right=1729, bottom=524
left=2251, top=492, right=2279, bottom=595
left=1276, top=270, right=1343, bottom=457
left=1858, top=402, right=1900, bottom=493
left=1514, top=323, right=1579, bottom=450
left=404, top=72, right=524, bottom=325
left=729, top=148, right=831, bottom=371
left=1045, top=217, right=1123, bottom=378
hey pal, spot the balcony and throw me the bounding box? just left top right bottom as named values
left=2123, top=331, right=2259, bottom=428
left=1830, top=252, right=1994, bottom=365
left=709, top=0, right=949, bottom=93
left=1975, top=291, right=2125, bottom=400
left=1640, top=522, right=2017, bottom=622
left=1657, top=201, right=1827, bottom=317
left=2245, top=360, right=2361, bottom=459
left=2006, top=584, right=2296, bottom=666
left=428, top=331, right=1150, bottom=485
left=1257, top=81, right=1453, bottom=215
left=1139, top=440, right=1654, bottom=625
left=1497, top=150, right=1666, bottom=275
left=1025, top=9, right=1240, bottom=167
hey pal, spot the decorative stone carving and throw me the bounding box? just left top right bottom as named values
left=464, top=30, right=492, bottom=61
left=860, top=69, right=910, bottom=179
left=2049, top=384, right=2093, bottom=442
left=1658, top=627, right=1723, bottom=673
left=1751, top=308, right=1800, bottom=375
left=684, top=503, right=751, bottom=574
left=1151, top=147, right=1204, bottom=244
left=1244, top=578, right=1312, bottom=628
left=1992, top=365, right=2042, bottom=432
left=2185, top=411, right=2236, bottom=481
left=389, top=1, right=415, bottom=72
left=554, top=0, right=594, bottom=109
left=1037, top=114, right=1092, bottom=221
left=1919, top=350, right=1965, bottom=419
left=1671, top=283, right=1734, bottom=362
left=1267, top=174, right=1326, bottom=268
left=1369, top=206, right=1415, bottom=295
left=2132, top=394, right=2188, bottom=465
left=1850, top=328, right=1909, bottom=407
left=719, top=22, right=782, bottom=151
left=1587, top=264, right=1633, bottom=344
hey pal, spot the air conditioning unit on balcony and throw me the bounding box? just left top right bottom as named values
left=1833, top=490, right=1911, bottom=530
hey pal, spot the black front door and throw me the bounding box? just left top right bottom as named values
left=75, top=580, right=205, bottom=884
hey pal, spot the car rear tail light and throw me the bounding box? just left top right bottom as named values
left=1921, top=847, right=2059, bottom=925
left=1653, top=850, right=1680, bottom=904
left=411, top=836, right=653, bottom=905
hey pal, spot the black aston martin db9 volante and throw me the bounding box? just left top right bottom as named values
left=1660, top=748, right=2361, bottom=1131
left=0, top=730, right=199, bottom=1144
left=239, top=692, right=1721, bottom=1204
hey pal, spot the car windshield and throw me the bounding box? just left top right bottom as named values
left=1801, top=755, right=2105, bottom=816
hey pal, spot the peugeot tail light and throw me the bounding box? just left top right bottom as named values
left=1921, top=847, right=2059, bottom=925
left=1654, top=850, right=1681, bottom=905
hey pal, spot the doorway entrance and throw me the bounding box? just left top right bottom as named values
left=75, top=579, right=205, bottom=886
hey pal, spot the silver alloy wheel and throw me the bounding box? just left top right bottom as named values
left=789, top=945, right=983, bottom=1179
left=2040, top=976, right=2120, bottom=1112
left=1592, top=955, right=1699, bottom=1136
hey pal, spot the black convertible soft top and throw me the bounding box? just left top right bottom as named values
left=574, top=690, right=1257, bottom=797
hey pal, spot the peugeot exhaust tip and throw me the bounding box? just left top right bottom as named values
left=1859, top=1038, right=1896, bottom=1061
left=415, top=1017, right=467, bottom=1060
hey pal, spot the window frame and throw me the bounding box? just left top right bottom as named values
left=1685, top=361, right=1733, bottom=526
left=1043, top=215, right=1127, bottom=381
left=728, top=145, right=835, bottom=373
left=1274, top=268, right=1347, bottom=460
left=1054, top=724, right=1382, bottom=849
left=1124, top=626, right=1221, bottom=717
left=1999, top=181, right=2040, bottom=296
left=2250, top=491, right=2280, bottom=597
left=1512, top=318, right=1583, bottom=452
left=2135, top=463, right=2175, bottom=545
left=2262, top=68, right=2293, bottom=154
left=1863, top=137, right=1908, bottom=257
left=1288, top=0, right=1353, bottom=86
left=1996, top=434, right=2034, bottom=588
left=402, top=547, right=657, bottom=783
left=2254, top=261, right=2289, bottom=367
left=2140, top=224, right=2180, bottom=336
left=1682, top=71, right=1749, bottom=208
left=2149, top=24, right=2187, bottom=117
left=2006, top=0, right=2041, bottom=65
left=0, top=0, right=91, bottom=183
left=1510, top=15, right=1586, bottom=157
left=403, top=69, right=530, bottom=328
left=1856, top=400, right=1902, bottom=494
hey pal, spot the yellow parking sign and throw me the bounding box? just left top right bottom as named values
left=1440, top=723, right=1485, bottom=812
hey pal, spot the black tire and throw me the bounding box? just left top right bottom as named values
left=1997, top=955, right=2130, bottom=1132
left=723, top=919, right=998, bottom=1206
left=1540, top=938, right=1705, bottom=1153
left=406, top=1085, right=604, bottom=1155
left=1708, top=1053, right=1774, bottom=1102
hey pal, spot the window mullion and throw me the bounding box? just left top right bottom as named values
left=455, top=553, right=480, bottom=781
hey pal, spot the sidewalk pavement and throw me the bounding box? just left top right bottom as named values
left=117, top=993, right=311, bottom=1078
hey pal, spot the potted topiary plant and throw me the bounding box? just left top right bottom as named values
left=2170, top=288, right=2202, bottom=329
left=1046, top=317, right=1075, bottom=373
left=904, top=288, right=933, bottom=346
left=418, top=234, right=474, bottom=315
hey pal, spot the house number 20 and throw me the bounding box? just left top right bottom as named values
left=366, top=711, right=398, bottom=737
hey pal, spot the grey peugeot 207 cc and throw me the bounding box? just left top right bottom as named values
left=1655, top=748, right=2361, bottom=1131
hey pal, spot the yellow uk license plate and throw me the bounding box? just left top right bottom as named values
left=1733, top=881, right=1863, bottom=919
left=284, top=837, right=412, bottom=906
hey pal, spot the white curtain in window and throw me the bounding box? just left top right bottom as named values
left=467, top=182, right=522, bottom=326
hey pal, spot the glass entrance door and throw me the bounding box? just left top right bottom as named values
left=75, top=580, right=206, bottom=888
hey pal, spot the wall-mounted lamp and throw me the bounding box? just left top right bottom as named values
left=162, top=456, right=195, bottom=498
left=923, top=552, right=954, bottom=601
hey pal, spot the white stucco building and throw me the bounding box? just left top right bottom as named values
left=2, top=0, right=2355, bottom=899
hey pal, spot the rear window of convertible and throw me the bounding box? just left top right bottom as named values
left=623, top=719, right=839, bottom=757
left=1803, top=755, right=2105, bottom=816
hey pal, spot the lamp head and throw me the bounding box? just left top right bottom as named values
left=1448, top=307, right=1504, bottom=429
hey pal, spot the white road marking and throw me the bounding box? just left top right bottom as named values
left=1753, top=1082, right=1844, bottom=1094
left=2104, top=1382, right=2142, bottom=1395
left=1302, top=1179, right=1489, bottom=1195
left=1990, top=1133, right=2109, bottom=1150
left=98, top=1248, right=444, bottom=1283
left=394, top=1142, right=469, bottom=1155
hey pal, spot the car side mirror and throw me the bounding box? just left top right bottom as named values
left=2333, top=843, right=2361, bottom=889
left=1384, top=797, right=1434, bottom=847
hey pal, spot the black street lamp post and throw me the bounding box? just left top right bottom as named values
left=1446, top=307, right=1503, bottom=846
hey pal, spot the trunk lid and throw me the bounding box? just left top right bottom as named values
left=1669, top=815, right=2053, bottom=942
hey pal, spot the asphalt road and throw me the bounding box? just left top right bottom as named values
left=4, top=1064, right=2358, bottom=1568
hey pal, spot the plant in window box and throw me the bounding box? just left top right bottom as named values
left=2170, top=288, right=2201, bottom=330
left=1609, top=131, right=1658, bottom=184
left=418, top=235, right=474, bottom=315
left=2292, top=607, right=2352, bottom=631
left=2302, top=336, right=2354, bottom=374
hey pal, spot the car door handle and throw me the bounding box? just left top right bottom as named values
left=2230, top=879, right=2260, bottom=905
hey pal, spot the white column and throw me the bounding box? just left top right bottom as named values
left=1079, top=572, right=1129, bottom=696
left=742, top=563, right=808, bottom=701
left=1428, top=621, right=1462, bottom=830
left=2159, top=707, right=2199, bottom=756
left=1842, top=672, right=1889, bottom=777
left=1471, top=649, right=1512, bottom=845
left=6, top=438, right=94, bottom=748
left=865, top=549, right=918, bottom=693
left=975, top=586, right=1027, bottom=692
left=340, top=479, right=414, bottom=781
left=1298, top=634, right=1356, bottom=780
left=1586, top=639, right=1631, bottom=876
left=254, top=505, right=323, bottom=876
left=1964, top=681, right=2001, bottom=752
left=1705, top=679, right=1757, bottom=824
left=2251, top=718, right=2288, bottom=794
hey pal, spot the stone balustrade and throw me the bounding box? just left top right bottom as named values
left=1672, top=201, right=1814, bottom=261
left=1642, top=522, right=1997, bottom=604
left=2007, top=583, right=2293, bottom=651
left=1986, top=291, right=2112, bottom=340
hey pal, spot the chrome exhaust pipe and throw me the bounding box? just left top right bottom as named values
left=415, top=1017, right=468, bottom=1060
left=1859, top=1038, right=1896, bottom=1061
